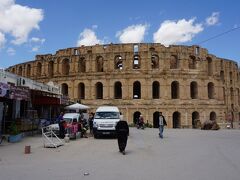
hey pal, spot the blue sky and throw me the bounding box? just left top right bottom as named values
left=0, top=0, right=240, bottom=69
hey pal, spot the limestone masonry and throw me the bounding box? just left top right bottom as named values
left=6, top=43, right=240, bottom=128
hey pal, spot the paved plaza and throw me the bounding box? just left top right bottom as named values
left=0, top=128, right=240, bottom=180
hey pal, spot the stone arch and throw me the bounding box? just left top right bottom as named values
left=78, top=57, right=86, bottom=73
left=114, top=55, right=123, bottom=70
left=207, top=57, right=213, bottom=76
left=133, top=111, right=141, bottom=124
left=192, top=111, right=200, bottom=128
left=62, top=59, right=70, bottom=75
left=170, top=55, right=178, bottom=69
left=78, top=83, right=85, bottom=99
left=189, top=56, right=197, bottom=69
left=96, top=82, right=103, bottom=99
left=151, top=54, right=159, bottom=69
left=230, top=87, right=234, bottom=102
left=153, top=111, right=160, bottom=128
left=152, top=81, right=160, bottom=99
left=171, top=81, right=179, bottom=99
left=173, top=111, right=181, bottom=128
left=190, top=81, right=198, bottom=99
left=26, top=64, right=31, bottom=77
left=114, top=81, right=122, bottom=99
left=48, top=61, right=54, bottom=78
left=12, top=68, right=15, bottom=74
left=220, top=71, right=224, bottom=83
left=210, top=111, right=216, bottom=121
left=18, top=66, right=23, bottom=76
left=37, top=62, right=42, bottom=76
left=208, top=82, right=215, bottom=99
left=61, top=83, right=68, bottom=96
left=230, top=71, right=233, bottom=84
left=133, top=55, right=140, bottom=69
left=133, top=81, right=141, bottom=99
left=96, top=56, right=104, bottom=72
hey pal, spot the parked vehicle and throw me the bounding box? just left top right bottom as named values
left=47, top=113, right=81, bottom=136
left=93, top=106, right=121, bottom=138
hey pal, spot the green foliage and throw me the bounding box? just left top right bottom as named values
left=9, top=122, right=20, bottom=135
left=128, top=123, right=135, bottom=127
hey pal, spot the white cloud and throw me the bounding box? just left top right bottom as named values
left=31, top=46, right=39, bottom=52
left=76, top=28, right=103, bottom=46
left=206, top=12, right=220, bottom=26
left=0, top=32, right=6, bottom=48
left=7, top=47, right=15, bottom=55
left=153, top=18, right=203, bottom=46
left=30, top=37, right=45, bottom=44
left=116, top=24, right=148, bottom=43
left=0, top=0, right=44, bottom=45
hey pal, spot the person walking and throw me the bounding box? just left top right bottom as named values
left=115, top=118, right=129, bottom=155
left=159, top=112, right=167, bottom=139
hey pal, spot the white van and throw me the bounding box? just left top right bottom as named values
left=93, top=106, right=120, bottom=138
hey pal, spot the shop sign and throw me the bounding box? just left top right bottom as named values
left=9, top=85, right=30, bottom=101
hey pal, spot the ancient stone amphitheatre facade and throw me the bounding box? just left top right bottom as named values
left=7, top=43, right=240, bottom=128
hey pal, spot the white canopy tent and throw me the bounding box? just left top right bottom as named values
left=64, top=103, right=90, bottom=111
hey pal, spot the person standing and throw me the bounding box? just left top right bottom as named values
left=115, top=118, right=129, bottom=155
left=88, top=112, right=94, bottom=135
left=159, top=112, right=167, bottom=139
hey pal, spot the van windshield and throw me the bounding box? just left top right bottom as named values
left=63, top=118, right=73, bottom=123
left=95, top=112, right=119, bottom=119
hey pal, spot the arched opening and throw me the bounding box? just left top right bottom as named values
left=207, top=57, right=213, bottom=76
left=173, top=111, right=181, bottom=128
left=96, top=82, right=103, bottom=99
left=78, top=57, right=86, bottom=73
left=26, top=64, right=31, bottom=77
left=153, top=111, right=160, bottom=128
left=189, top=56, right=197, bottom=69
left=114, top=81, right=122, bottom=99
left=61, top=83, right=68, bottom=96
left=78, top=83, right=85, bottom=99
left=171, top=81, right=179, bottom=99
left=62, top=59, right=70, bottom=75
left=152, top=81, right=160, bottom=99
left=190, top=81, right=198, bottom=99
left=37, top=62, right=42, bottom=76
left=12, top=68, right=15, bottom=74
left=192, top=111, right=200, bottom=128
left=210, top=111, right=216, bottom=121
left=151, top=55, right=159, bottom=69
left=133, top=81, right=141, bottom=99
left=18, top=66, right=23, bottom=76
left=96, top=56, right=104, bottom=72
left=133, top=111, right=141, bottom=124
left=220, top=71, right=224, bottom=83
left=133, top=55, right=140, bottom=69
left=48, top=61, right=54, bottom=78
left=230, top=87, right=234, bottom=102
left=170, top=55, right=178, bottom=69
left=208, top=82, right=214, bottom=99
left=114, top=55, right=123, bottom=70
left=230, top=72, right=233, bottom=84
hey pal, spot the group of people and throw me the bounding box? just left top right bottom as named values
left=57, top=112, right=95, bottom=139
left=57, top=111, right=167, bottom=156
left=115, top=112, right=167, bottom=155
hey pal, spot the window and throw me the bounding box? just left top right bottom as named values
left=26, top=64, right=31, bottom=77
left=114, top=56, right=123, bottom=70
left=133, top=81, right=141, bottom=99
left=61, top=83, right=68, bottom=96
left=114, top=81, right=122, bottom=99
left=190, top=81, right=198, bottom=99
left=78, top=57, right=86, bottom=73
left=96, top=82, right=103, bottom=99
left=171, top=81, right=179, bottom=99
left=48, top=61, right=54, bottom=78
left=37, top=62, right=42, bottom=76
left=133, top=44, right=139, bottom=54
left=62, top=59, right=70, bottom=75
left=189, top=56, right=197, bottom=69
left=96, top=56, right=104, bottom=72
left=152, top=81, right=160, bottom=99
left=170, top=55, right=178, bottom=69
left=133, top=55, right=140, bottom=69
left=207, top=57, right=213, bottom=76
left=151, top=55, right=159, bottom=69
left=208, top=82, right=214, bottom=99
left=78, top=83, right=85, bottom=99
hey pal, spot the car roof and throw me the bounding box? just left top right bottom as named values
left=96, top=106, right=119, bottom=112
left=63, top=113, right=80, bottom=118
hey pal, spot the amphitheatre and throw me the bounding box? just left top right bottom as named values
left=6, top=43, right=240, bottom=128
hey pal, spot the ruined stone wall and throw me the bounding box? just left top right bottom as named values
left=7, top=43, right=240, bottom=128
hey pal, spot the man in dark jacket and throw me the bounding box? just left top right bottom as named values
left=115, top=118, right=129, bottom=155
left=159, top=112, right=167, bottom=139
